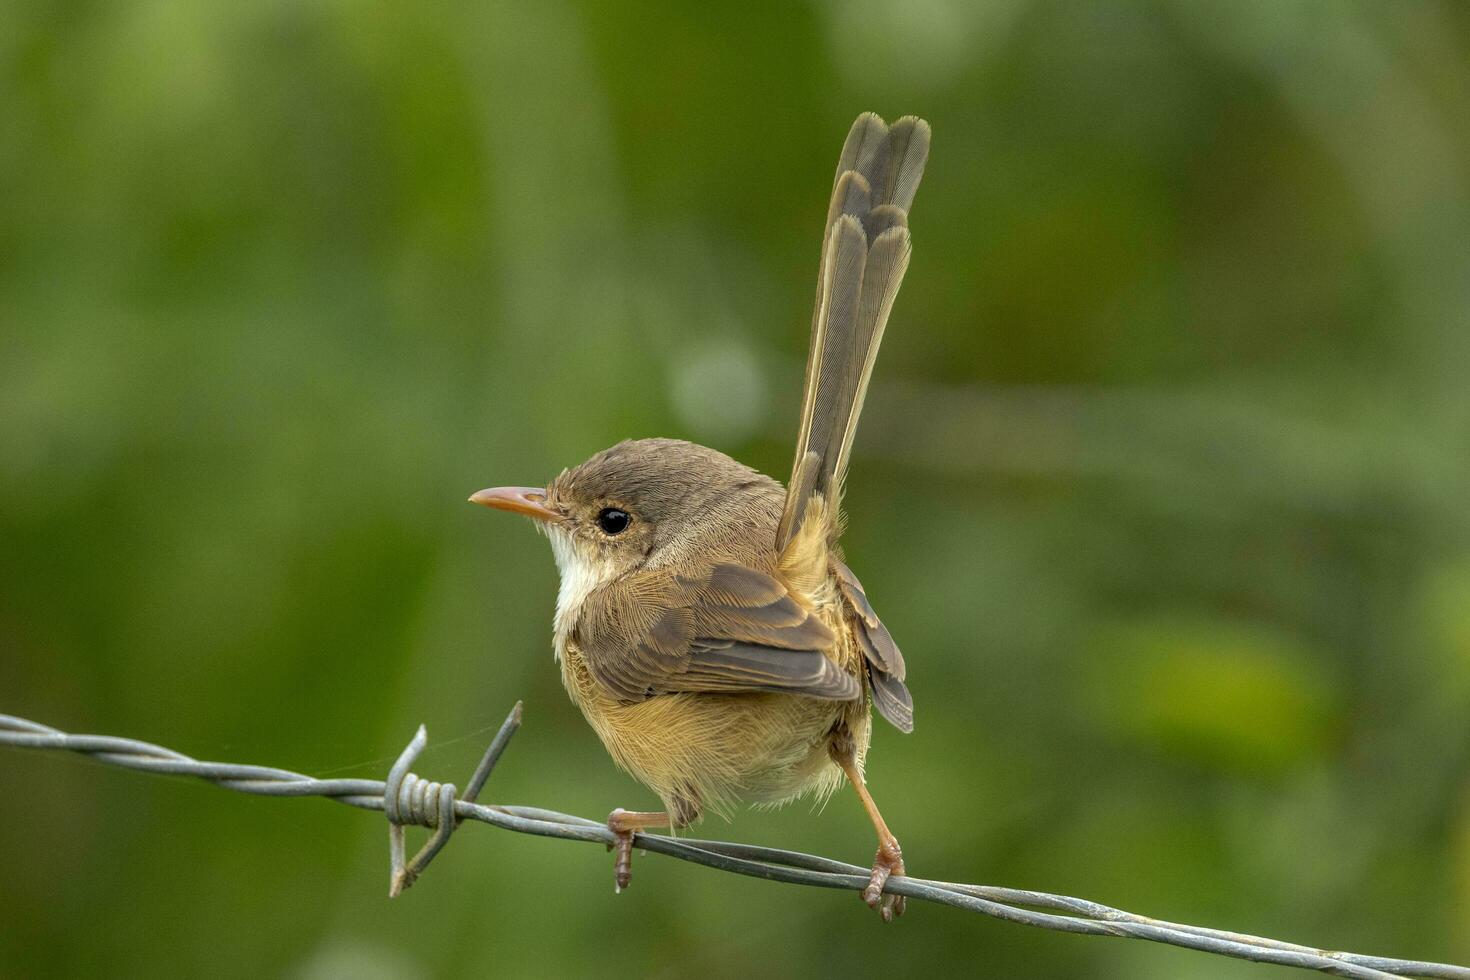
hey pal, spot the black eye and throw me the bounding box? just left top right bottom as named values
left=597, top=507, right=630, bottom=535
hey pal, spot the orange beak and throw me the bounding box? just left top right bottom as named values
left=467, top=486, right=561, bottom=523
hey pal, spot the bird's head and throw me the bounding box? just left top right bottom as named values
left=470, top=438, right=778, bottom=587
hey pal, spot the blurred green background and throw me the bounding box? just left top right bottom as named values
left=4, top=1, right=1469, bottom=977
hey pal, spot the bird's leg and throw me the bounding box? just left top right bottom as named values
left=606, top=792, right=700, bottom=893
left=606, top=809, right=669, bottom=893
left=830, top=732, right=906, bottom=921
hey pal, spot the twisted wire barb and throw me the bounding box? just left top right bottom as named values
left=2, top=708, right=1465, bottom=980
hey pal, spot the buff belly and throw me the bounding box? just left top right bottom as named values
left=558, top=643, right=871, bottom=822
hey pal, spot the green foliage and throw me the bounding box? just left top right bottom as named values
left=1088, top=617, right=1338, bottom=775
left=3, top=2, right=1469, bottom=977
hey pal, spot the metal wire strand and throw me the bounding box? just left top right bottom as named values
left=1, top=707, right=1465, bottom=980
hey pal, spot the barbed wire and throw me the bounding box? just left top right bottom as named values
left=2, top=705, right=1465, bottom=980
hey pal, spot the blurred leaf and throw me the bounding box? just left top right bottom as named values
left=1086, top=617, right=1340, bottom=775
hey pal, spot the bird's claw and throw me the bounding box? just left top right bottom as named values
left=862, top=837, right=906, bottom=921
left=607, top=808, right=636, bottom=893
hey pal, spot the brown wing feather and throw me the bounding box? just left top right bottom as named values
left=868, top=669, right=914, bottom=734
left=677, top=642, right=858, bottom=699
left=576, top=563, right=857, bottom=703
left=835, top=559, right=914, bottom=732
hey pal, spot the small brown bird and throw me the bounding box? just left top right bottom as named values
left=471, top=112, right=928, bottom=919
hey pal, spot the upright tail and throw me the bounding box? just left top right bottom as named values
left=776, top=112, right=930, bottom=552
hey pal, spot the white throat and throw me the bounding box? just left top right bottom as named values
left=548, top=528, right=613, bottom=659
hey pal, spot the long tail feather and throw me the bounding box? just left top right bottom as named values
left=777, top=113, right=930, bottom=551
